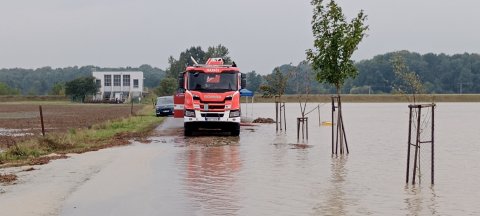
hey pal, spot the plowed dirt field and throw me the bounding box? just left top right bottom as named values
left=0, top=103, right=142, bottom=147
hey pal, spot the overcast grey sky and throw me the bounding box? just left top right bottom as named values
left=1, top=0, right=479, bottom=74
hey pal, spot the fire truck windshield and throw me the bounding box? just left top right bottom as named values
left=187, top=71, right=238, bottom=92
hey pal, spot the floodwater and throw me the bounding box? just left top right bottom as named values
left=0, top=128, right=34, bottom=137
left=60, top=103, right=480, bottom=215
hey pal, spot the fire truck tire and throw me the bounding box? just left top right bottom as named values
left=184, top=125, right=193, bottom=136
left=231, top=129, right=240, bottom=136
left=230, top=124, right=240, bottom=136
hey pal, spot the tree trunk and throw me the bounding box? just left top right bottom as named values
left=336, top=84, right=344, bottom=153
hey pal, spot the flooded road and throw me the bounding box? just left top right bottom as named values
left=56, top=103, right=480, bottom=215
left=1, top=103, right=478, bottom=215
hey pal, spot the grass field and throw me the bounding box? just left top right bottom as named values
left=0, top=102, right=163, bottom=166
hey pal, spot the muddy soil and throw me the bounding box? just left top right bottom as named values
left=0, top=103, right=142, bottom=147
left=252, top=117, right=275, bottom=123
left=0, top=173, right=17, bottom=184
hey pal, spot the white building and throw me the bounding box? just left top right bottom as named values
left=92, top=71, right=144, bottom=102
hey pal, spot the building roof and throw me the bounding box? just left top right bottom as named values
left=92, top=71, right=143, bottom=74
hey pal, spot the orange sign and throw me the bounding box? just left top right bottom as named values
left=206, top=75, right=220, bottom=83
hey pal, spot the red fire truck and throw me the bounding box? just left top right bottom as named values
left=174, top=58, right=246, bottom=136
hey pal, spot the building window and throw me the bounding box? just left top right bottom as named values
left=133, top=79, right=139, bottom=88
left=104, top=92, right=111, bottom=100
left=123, top=75, right=130, bottom=86
left=95, top=79, right=101, bottom=88
left=114, top=75, right=121, bottom=86
left=104, top=75, right=111, bottom=86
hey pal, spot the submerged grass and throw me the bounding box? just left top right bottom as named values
left=0, top=105, right=164, bottom=166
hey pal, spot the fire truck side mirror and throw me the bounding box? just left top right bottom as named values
left=178, top=73, right=185, bottom=90
left=241, top=73, right=247, bottom=89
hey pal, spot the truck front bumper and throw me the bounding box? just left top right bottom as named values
left=184, top=110, right=240, bottom=125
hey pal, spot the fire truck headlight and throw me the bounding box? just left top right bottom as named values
left=229, top=110, right=240, bottom=118
left=185, top=109, right=195, bottom=117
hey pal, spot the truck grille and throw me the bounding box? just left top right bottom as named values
left=200, top=104, right=225, bottom=110
left=201, top=113, right=224, bottom=118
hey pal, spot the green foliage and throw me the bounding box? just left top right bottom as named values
left=166, top=44, right=232, bottom=78
left=206, top=44, right=232, bottom=64
left=0, top=82, right=20, bottom=95
left=245, top=71, right=264, bottom=93
left=0, top=65, right=165, bottom=95
left=391, top=53, right=425, bottom=103
left=354, top=51, right=480, bottom=93
left=306, top=0, right=368, bottom=93
left=65, top=76, right=98, bottom=102
left=154, top=77, right=177, bottom=96
left=270, top=62, right=332, bottom=94
left=1, top=144, right=43, bottom=161
left=138, top=64, right=166, bottom=89
left=261, top=51, right=480, bottom=95
left=261, top=68, right=288, bottom=97
left=50, top=82, right=65, bottom=96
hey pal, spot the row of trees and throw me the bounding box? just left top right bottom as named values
left=353, top=51, right=480, bottom=93
left=2, top=50, right=479, bottom=96
left=242, top=51, right=480, bottom=95
left=0, top=82, right=20, bottom=95
left=0, top=65, right=165, bottom=95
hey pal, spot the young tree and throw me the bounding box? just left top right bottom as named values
left=245, top=71, right=263, bottom=93
left=306, top=0, right=368, bottom=155
left=205, top=44, right=232, bottom=63
left=260, top=67, right=288, bottom=97
left=392, top=53, right=425, bottom=104
left=154, top=77, right=177, bottom=96
left=0, top=82, right=19, bottom=95
left=165, top=45, right=232, bottom=78
left=166, top=46, right=206, bottom=78
left=50, top=82, right=65, bottom=95
left=306, top=0, right=368, bottom=94
left=65, top=76, right=98, bottom=102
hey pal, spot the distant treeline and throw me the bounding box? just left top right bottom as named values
left=353, top=51, right=480, bottom=94
left=0, top=65, right=165, bottom=95
left=1, top=50, right=480, bottom=95
left=245, top=51, right=480, bottom=94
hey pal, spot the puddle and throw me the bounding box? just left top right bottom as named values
left=0, top=128, right=35, bottom=137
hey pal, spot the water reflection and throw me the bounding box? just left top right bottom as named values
left=272, top=133, right=289, bottom=169
left=314, top=156, right=349, bottom=215
left=404, top=185, right=438, bottom=215
left=154, top=103, right=480, bottom=215
left=180, top=137, right=242, bottom=215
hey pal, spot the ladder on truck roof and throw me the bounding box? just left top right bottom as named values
left=189, top=57, right=236, bottom=68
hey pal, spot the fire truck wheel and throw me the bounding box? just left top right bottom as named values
left=230, top=130, right=240, bottom=136
left=230, top=125, right=240, bottom=136
left=184, top=126, right=193, bottom=136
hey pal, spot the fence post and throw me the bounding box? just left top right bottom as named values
left=131, top=99, right=134, bottom=116
left=431, top=105, right=435, bottom=184
left=39, top=105, right=45, bottom=137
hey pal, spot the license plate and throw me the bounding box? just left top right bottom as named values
left=162, top=110, right=170, bottom=113
left=205, top=117, right=220, bottom=121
